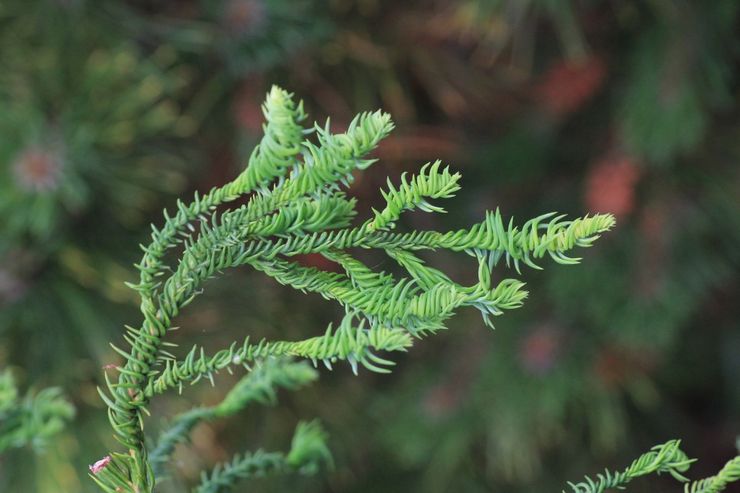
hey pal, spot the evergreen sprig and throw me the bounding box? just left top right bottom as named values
left=149, top=357, right=318, bottom=477
left=564, top=440, right=740, bottom=493
left=94, top=85, right=615, bottom=492
left=684, top=454, right=740, bottom=493
left=564, top=440, right=694, bottom=493
left=194, top=421, right=331, bottom=493
left=0, top=369, right=74, bottom=453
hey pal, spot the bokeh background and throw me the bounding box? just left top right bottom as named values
left=1, top=1, right=739, bottom=491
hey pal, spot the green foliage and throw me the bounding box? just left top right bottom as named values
left=564, top=440, right=740, bottom=493
left=564, top=440, right=693, bottom=492
left=194, top=421, right=331, bottom=493
left=2, top=2, right=737, bottom=492
left=0, top=369, right=74, bottom=453
left=93, top=85, right=613, bottom=492
left=0, top=1, right=194, bottom=395
left=618, top=1, right=738, bottom=164
left=149, top=358, right=318, bottom=477
left=0, top=24, right=186, bottom=243
left=684, top=454, right=740, bottom=493
left=114, top=0, right=333, bottom=77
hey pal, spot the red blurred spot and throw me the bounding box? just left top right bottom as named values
left=519, top=325, right=561, bottom=376
left=584, top=153, right=641, bottom=218
left=12, top=147, right=64, bottom=192
left=293, top=253, right=341, bottom=272
left=536, top=56, right=607, bottom=117
left=222, top=0, right=267, bottom=37
left=593, top=346, right=655, bottom=389
left=422, top=383, right=462, bottom=419
left=233, top=80, right=264, bottom=132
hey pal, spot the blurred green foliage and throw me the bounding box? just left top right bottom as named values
left=0, top=369, right=74, bottom=453
left=0, top=0, right=738, bottom=492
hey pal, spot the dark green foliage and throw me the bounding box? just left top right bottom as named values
left=194, top=421, right=331, bottom=493
left=149, top=358, right=318, bottom=477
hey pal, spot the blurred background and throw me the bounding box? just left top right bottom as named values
left=1, top=0, right=739, bottom=491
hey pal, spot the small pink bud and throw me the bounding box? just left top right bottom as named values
left=89, top=455, right=111, bottom=474
left=102, top=364, right=117, bottom=370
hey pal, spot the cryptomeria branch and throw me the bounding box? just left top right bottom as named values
left=149, top=358, right=317, bottom=477
left=94, top=85, right=615, bottom=493
left=193, top=421, right=331, bottom=493
left=563, top=440, right=694, bottom=493
left=684, top=454, right=740, bottom=493
left=563, top=440, right=740, bottom=493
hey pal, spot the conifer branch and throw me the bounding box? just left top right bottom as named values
left=145, top=317, right=413, bottom=397
left=563, top=440, right=740, bottom=493
left=95, top=85, right=615, bottom=492
left=367, top=160, right=462, bottom=230
left=564, top=440, right=694, bottom=492
left=193, top=421, right=331, bottom=493
left=684, top=454, right=740, bottom=493
left=149, top=358, right=317, bottom=477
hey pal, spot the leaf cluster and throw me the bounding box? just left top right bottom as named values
left=565, top=440, right=740, bottom=493
left=94, top=85, right=614, bottom=492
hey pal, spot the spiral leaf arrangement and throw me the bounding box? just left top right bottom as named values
left=564, top=440, right=740, bottom=493
left=93, top=85, right=616, bottom=492
left=684, top=453, right=740, bottom=493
